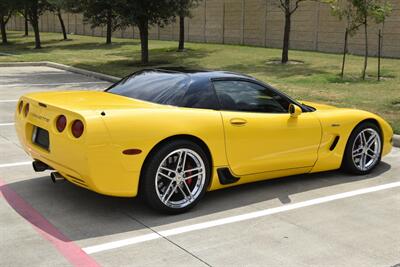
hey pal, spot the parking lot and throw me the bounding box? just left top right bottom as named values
left=0, top=65, right=399, bottom=267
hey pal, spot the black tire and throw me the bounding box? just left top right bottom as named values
left=141, top=139, right=211, bottom=214
left=342, top=121, right=382, bottom=175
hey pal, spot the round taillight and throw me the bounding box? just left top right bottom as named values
left=24, top=103, right=29, bottom=117
left=56, top=115, right=67, bottom=132
left=71, top=120, right=84, bottom=138
left=18, top=101, right=23, bottom=114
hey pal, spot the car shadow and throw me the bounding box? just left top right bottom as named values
left=1, top=162, right=392, bottom=242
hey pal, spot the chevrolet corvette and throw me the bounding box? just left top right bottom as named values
left=15, top=69, right=393, bottom=213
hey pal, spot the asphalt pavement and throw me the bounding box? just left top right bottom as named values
left=0, top=66, right=399, bottom=267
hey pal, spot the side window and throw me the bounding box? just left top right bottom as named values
left=213, top=80, right=290, bottom=113
left=107, top=71, right=190, bottom=106
left=181, top=80, right=219, bottom=110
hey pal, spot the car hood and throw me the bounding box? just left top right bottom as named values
left=301, top=101, right=337, bottom=110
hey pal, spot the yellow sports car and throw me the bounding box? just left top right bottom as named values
left=15, top=69, right=393, bottom=213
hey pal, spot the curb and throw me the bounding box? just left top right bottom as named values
left=0, top=61, right=121, bottom=83
left=0, top=61, right=399, bottom=148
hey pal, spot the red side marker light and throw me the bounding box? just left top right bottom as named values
left=123, top=149, right=142, bottom=155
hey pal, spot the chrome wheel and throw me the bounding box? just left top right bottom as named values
left=352, top=128, right=381, bottom=171
left=155, top=148, right=206, bottom=209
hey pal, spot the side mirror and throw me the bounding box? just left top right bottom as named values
left=289, top=104, right=302, bottom=118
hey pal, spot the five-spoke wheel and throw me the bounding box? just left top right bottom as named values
left=155, top=149, right=206, bottom=209
left=343, top=122, right=382, bottom=174
left=351, top=128, right=381, bottom=171
left=141, top=140, right=210, bottom=214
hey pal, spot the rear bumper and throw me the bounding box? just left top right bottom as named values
left=30, top=152, right=140, bottom=197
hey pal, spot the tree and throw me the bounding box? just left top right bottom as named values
left=25, top=0, right=51, bottom=49
left=48, top=0, right=69, bottom=40
left=327, top=0, right=363, bottom=77
left=0, top=0, right=18, bottom=45
left=176, top=0, right=201, bottom=51
left=352, top=0, right=391, bottom=79
left=21, top=4, right=29, bottom=36
left=118, top=0, right=178, bottom=64
left=69, top=0, right=124, bottom=45
left=15, top=2, right=32, bottom=37
left=278, top=0, right=306, bottom=63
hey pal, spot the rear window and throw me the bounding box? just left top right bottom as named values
left=106, top=71, right=190, bottom=105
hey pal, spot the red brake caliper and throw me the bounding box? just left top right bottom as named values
left=186, top=162, right=193, bottom=186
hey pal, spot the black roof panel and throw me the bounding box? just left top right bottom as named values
left=140, top=68, right=255, bottom=81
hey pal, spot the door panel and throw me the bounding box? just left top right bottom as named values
left=221, top=111, right=322, bottom=176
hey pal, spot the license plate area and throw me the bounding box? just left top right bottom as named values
left=32, top=126, right=50, bottom=151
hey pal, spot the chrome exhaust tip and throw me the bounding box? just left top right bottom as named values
left=32, top=160, right=49, bottom=172
left=50, top=172, right=65, bottom=183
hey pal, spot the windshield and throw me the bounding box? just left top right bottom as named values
left=106, top=71, right=190, bottom=106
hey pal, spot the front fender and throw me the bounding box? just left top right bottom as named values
left=311, top=108, right=393, bottom=173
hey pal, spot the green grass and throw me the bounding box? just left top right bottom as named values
left=1, top=31, right=400, bottom=133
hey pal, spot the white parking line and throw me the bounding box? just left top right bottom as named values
left=0, top=161, right=31, bottom=168
left=0, top=81, right=110, bottom=87
left=83, top=181, right=400, bottom=254
left=0, top=100, right=18, bottom=103
left=0, top=123, right=14, bottom=126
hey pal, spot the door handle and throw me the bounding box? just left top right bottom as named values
left=230, top=118, right=247, bottom=126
